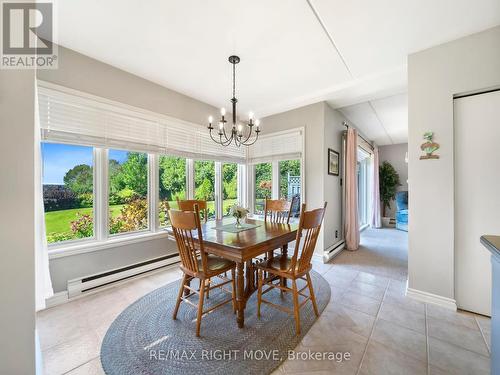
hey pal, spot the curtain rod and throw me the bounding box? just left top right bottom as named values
left=343, top=121, right=374, bottom=150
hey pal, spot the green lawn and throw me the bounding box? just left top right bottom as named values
left=46, top=199, right=239, bottom=242
left=45, top=205, right=123, bottom=238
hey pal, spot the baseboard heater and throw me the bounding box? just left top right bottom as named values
left=67, top=253, right=180, bottom=298
left=323, top=240, right=345, bottom=262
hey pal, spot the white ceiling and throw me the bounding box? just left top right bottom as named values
left=339, top=93, right=408, bottom=146
left=53, top=0, right=500, bottom=142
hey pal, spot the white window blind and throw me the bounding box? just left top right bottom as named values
left=37, top=83, right=245, bottom=163
left=246, top=128, right=304, bottom=164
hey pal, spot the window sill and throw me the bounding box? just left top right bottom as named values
left=48, top=230, right=172, bottom=260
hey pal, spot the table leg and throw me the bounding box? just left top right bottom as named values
left=282, top=243, right=288, bottom=257
left=236, top=262, right=245, bottom=328
left=245, top=260, right=254, bottom=292
left=281, top=243, right=289, bottom=289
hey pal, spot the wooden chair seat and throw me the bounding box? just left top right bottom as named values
left=256, top=255, right=307, bottom=276
left=197, top=255, right=235, bottom=277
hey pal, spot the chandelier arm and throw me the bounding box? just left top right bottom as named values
left=209, top=129, right=223, bottom=145
left=220, top=131, right=234, bottom=146
left=240, top=125, right=254, bottom=144
left=234, top=134, right=242, bottom=148
left=221, top=123, right=231, bottom=141
left=242, top=130, right=260, bottom=146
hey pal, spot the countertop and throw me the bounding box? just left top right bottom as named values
left=481, top=235, right=500, bottom=258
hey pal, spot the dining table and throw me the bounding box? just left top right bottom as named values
left=167, top=217, right=298, bottom=328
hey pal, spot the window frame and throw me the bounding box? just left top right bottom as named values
left=249, top=157, right=304, bottom=216
left=43, top=134, right=304, bottom=257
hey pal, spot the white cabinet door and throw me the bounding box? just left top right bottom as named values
left=454, top=90, right=500, bottom=316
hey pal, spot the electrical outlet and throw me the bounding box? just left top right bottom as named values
left=335, top=230, right=338, bottom=238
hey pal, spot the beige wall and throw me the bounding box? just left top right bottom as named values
left=378, top=143, right=408, bottom=218
left=324, top=104, right=347, bottom=249
left=38, top=46, right=221, bottom=292
left=262, top=102, right=349, bottom=254
left=0, top=70, right=36, bottom=374
left=408, top=26, right=500, bottom=300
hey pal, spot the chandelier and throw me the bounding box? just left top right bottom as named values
left=207, top=55, right=260, bottom=147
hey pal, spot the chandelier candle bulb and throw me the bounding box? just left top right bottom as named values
left=220, top=108, right=226, bottom=116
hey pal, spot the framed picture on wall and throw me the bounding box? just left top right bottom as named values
left=328, top=148, right=340, bottom=176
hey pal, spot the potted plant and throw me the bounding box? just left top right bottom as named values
left=379, top=161, right=401, bottom=227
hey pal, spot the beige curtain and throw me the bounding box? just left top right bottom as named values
left=344, top=128, right=360, bottom=250
left=371, top=146, right=382, bottom=228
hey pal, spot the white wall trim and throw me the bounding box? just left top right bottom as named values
left=48, top=231, right=171, bottom=259
left=45, top=291, right=70, bottom=309
left=406, top=287, right=457, bottom=311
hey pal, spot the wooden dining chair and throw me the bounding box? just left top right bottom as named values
left=264, top=197, right=296, bottom=224
left=256, top=202, right=327, bottom=335
left=170, top=205, right=236, bottom=337
left=177, top=198, right=209, bottom=223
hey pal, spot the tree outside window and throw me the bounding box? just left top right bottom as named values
left=108, top=150, right=148, bottom=235
left=159, top=155, right=186, bottom=226
left=42, top=143, right=95, bottom=244
left=222, top=163, right=238, bottom=216
left=194, top=160, right=215, bottom=219
left=255, top=162, right=272, bottom=214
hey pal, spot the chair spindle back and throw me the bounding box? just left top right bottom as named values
left=169, top=205, right=207, bottom=274
left=264, top=197, right=296, bottom=224
left=290, top=202, right=327, bottom=274
left=177, top=198, right=209, bottom=223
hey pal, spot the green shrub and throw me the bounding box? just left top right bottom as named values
left=77, top=193, right=93, bottom=208
left=70, top=213, right=93, bottom=238
left=109, top=198, right=148, bottom=234
left=47, top=232, right=75, bottom=243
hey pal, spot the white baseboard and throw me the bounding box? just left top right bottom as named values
left=45, top=291, right=69, bottom=308
left=406, top=287, right=457, bottom=311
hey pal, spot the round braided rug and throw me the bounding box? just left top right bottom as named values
left=101, top=270, right=330, bottom=375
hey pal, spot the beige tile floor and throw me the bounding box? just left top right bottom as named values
left=37, top=229, right=491, bottom=375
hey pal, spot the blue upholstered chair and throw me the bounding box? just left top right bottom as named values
left=395, top=191, right=408, bottom=232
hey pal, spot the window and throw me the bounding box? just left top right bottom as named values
left=279, top=160, right=301, bottom=200
left=194, top=160, right=215, bottom=219
left=222, top=163, right=238, bottom=216
left=108, top=149, right=149, bottom=235
left=158, top=155, right=186, bottom=226
left=357, top=148, right=370, bottom=226
left=254, top=162, right=272, bottom=214
left=42, top=143, right=94, bottom=244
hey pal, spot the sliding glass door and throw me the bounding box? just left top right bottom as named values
left=357, top=148, right=370, bottom=227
